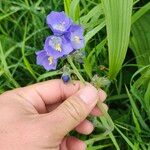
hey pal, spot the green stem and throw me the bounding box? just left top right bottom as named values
left=67, top=56, right=85, bottom=83
left=67, top=55, right=114, bottom=138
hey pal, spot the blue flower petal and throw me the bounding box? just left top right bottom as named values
left=44, top=35, right=74, bottom=59
left=36, top=50, right=58, bottom=71
left=47, top=11, right=72, bottom=35
left=44, top=36, right=64, bottom=59
left=65, top=24, right=85, bottom=50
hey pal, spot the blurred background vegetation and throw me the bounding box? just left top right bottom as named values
left=0, top=0, right=150, bottom=149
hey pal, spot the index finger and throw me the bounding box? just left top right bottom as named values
left=12, top=79, right=84, bottom=113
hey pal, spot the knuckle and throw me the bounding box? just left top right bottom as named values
left=62, top=97, right=86, bottom=123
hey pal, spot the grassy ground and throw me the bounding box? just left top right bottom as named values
left=0, top=0, right=150, bottom=149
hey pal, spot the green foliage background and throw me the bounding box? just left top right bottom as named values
left=0, top=0, right=150, bottom=149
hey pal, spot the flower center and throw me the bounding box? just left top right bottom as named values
left=74, top=36, right=80, bottom=43
left=48, top=56, right=53, bottom=65
left=49, top=36, right=62, bottom=52
left=55, top=43, right=62, bottom=52
left=54, top=22, right=65, bottom=31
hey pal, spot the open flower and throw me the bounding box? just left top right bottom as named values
left=47, top=11, right=72, bottom=35
left=65, top=24, right=85, bottom=49
left=36, top=11, right=85, bottom=71
left=36, top=50, right=57, bottom=71
left=44, top=35, right=73, bottom=59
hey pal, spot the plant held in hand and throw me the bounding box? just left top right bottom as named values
left=36, top=11, right=114, bottom=144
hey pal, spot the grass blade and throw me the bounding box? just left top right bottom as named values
left=125, top=86, right=150, bottom=131
left=69, top=0, right=80, bottom=21
left=85, top=21, right=105, bottom=44
left=130, top=12, right=150, bottom=66
left=115, top=126, right=135, bottom=149
left=64, top=0, right=71, bottom=15
left=132, top=2, right=150, bottom=24
left=102, top=0, right=133, bottom=79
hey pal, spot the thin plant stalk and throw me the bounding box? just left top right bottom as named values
left=67, top=56, right=114, bottom=137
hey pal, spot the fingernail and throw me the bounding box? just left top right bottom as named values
left=78, top=85, right=98, bottom=104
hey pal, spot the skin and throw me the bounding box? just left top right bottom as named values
left=0, top=80, right=107, bottom=150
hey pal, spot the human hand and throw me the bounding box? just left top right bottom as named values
left=0, top=80, right=107, bottom=150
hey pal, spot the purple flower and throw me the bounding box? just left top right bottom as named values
left=47, top=11, right=72, bottom=35
left=61, top=74, right=70, bottom=83
left=65, top=24, right=85, bottom=49
left=36, top=11, right=85, bottom=71
left=36, top=50, right=57, bottom=71
left=44, top=35, right=73, bottom=59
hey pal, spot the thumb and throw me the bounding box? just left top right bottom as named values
left=47, top=84, right=98, bottom=137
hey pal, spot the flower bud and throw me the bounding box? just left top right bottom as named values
left=91, top=75, right=111, bottom=88
left=72, top=49, right=86, bottom=63
left=61, top=65, right=71, bottom=83
left=61, top=74, right=70, bottom=83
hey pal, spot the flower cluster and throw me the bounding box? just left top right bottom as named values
left=36, top=11, right=84, bottom=71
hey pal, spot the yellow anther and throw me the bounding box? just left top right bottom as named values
left=48, top=56, right=53, bottom=65
left=55, top=43, right=62, bottom=52
left=74, top=36, right=80, bottom=43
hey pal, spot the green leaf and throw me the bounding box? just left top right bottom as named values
left=64, top=0, right=71, bottom=15
left=37, top=71, right=62, bottom=81
left=0, top=41, right=20, bottom=88
left=132, top=2, right=150, bottom=24
left=115, top=126, right=135, bottom=149
left=102, top=0, right=133, bottom=79
left=144, top=81, right=150, bottom=109
left=132, top=110, right=141, bottom=134
left=0, top=9, right=20, bottom=21
left=130, top=12, right=150, bottom=66
left=69, top=0, right=80, bottom=21
left=85, top=21, right=105, bottom=44
left=21, top=21, right=37, bottom=80
left=125, top=86, right=150, bottom=131
left=80, top=4, right=102, bottom=25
